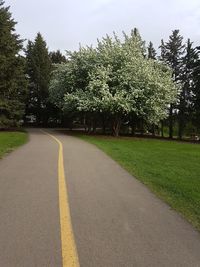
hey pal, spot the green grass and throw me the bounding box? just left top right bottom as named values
left=0, top=131, right=28, bottom=158
left=79, top=135, right=200, bottom=231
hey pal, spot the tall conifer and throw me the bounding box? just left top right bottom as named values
left=49, top=50, right=66, bottom=64
left=179, top=39, right=198, bottom=138
left=25, top=33, right=51, bottom=124
left=148, top=41, right=156, bottom=59
left=161, top=30, right=185, bottom=138
left=0, top=1, right=27, bottom=127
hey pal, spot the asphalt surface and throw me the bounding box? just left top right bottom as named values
left=0, top=129, right=200, bottom=266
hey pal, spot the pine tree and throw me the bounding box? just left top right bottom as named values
left=161, top=30, right=185, bottom=138
left=49, top=50, right=66, bottom=64
left=25, top=33, right=51, bottom=125
left=0, top=0, right=27, bottom=128
left=159, top=39, right=167, bottom=61
left=192, top=46, right=200, bottom=131
left=179, top=39, right=198, bottom=138
left=147, top=41, right=157, bottom=135
left=159, top=39, right=168, bottom=137
left=147, top=41, right=156, bottom=59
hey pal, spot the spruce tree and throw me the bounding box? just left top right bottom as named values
left=25, top=33, right=51, bottom=125
left=161, top=30, right=185, bottom=138
left=0, top=0, right=27, bottom=128
left=49, top=50, right=66, bottom=64
left=147, top=41, right=156, bottom=59
left=159, top=39, right=167, bottom=60
left=192, top=46, right=200, bottom=131
left=147, top=41, right=157, bottom=135
left=179, top=39, right=198, bottom=138
left=159, top=39, right=168, bottom=137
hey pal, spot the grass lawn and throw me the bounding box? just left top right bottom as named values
left=79, top=135, right=200, bottom=231
left=0, top=131, right=28, bottom=158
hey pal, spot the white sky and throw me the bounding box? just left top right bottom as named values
left=6, top=0, right=200, bottom=54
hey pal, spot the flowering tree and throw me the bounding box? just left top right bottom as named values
left=49, top=29, right=177, bottom=136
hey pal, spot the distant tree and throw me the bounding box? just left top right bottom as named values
left=179, top=39, right=198, bottom=138
left=25, top=33, right=51, bottom=125
left=147, top=41, right=157, bottom=134
left=159, top=39, right=168, bottom=137
left=49, top=50, right=66, bottom=64
left=147, top=41, right=157, bottom=135
left=192, top=46, right=200, bottom=131
left=0, top=0, right=27, bottom=128
left=159, top=39, right=167, bottom=61
left=147, top=41, right=156, bottom=59
left=161, top=30, right=185, bottom=138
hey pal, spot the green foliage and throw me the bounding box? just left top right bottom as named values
left=49, top=30, right=177, bottom=135
left=160, top=30, right=185, bottom=138
left=192, top=46, right=200, bottom=130
left=163, top=29, right=185, bottom=78
left=178, top=39, right=198, bottom=138
left=80, top=135, right=200, bottom=230
left=147, top=41, right=156, bottom=59
left=49, top=50, right=66, bottom=64
left=0, top=1, right=27, bottom=128
left=25, top=33, right=52, bottom=124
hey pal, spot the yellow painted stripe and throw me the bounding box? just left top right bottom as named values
left=41, top=130, right=80, bottom=267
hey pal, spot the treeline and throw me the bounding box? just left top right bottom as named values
left=49, top=29, right=200, bottom=138
left=0, top=1, right=66, bottom=128
left=0, top=1, right=200, bottom=139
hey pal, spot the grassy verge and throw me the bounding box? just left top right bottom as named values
left=79, top=135, right=200, bottom=231
left=0, top=131, right=28, bottom=158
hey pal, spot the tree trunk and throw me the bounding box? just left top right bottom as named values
left=87, top=116, right=92, bottom=134
left=152, top=124, right=155, bottom=137
left=140, top=119, right=144, bottom=135
left=36, top=111, right=41, bottom=126
left=92, top=117, right=97, bottom=133
left=178, top=111, right=184, bottom=140
left=131, top=124, right=136, bottom=136
left=161, top=121, right=164, bottom=138
left=102, top=116, right=106, bottom=134
left=169, top=104, right=173, bottom=139
left=112, top=116, right=121, bottom=137
left=83, top=115, right=87, bottom=132
left=178, top=90, right=186, bottom=140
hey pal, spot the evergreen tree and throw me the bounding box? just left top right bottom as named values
left=159, top=39, right=168, bottom=137
left=0, top=0, right=27, bottom=128
left=49, top=50, right=66, bottom=64
left=159, top=39, right=167, bottom=61
left=161, top=30, right=185, bottom=138
left=179, top=39, right=198, bottom=138
left=147, top=42, right=157, bottom=135
left=147, top=41, right=156, bottom=59
left=192, top=46, right=200, bottom=131
left=25, top=33, right=51, bottom=125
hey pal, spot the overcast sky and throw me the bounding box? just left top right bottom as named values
left=6, top=0, right=200, bottom=54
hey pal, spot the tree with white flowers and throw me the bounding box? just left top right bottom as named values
left=49, top=29, right=177, bottom=136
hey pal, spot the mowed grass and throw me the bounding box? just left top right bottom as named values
left=79, top=135, right=200, bottom=230
left=0, top=131, right=28, bottom=158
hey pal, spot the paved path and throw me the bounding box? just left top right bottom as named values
left=0, top=129, right=200, bottom=266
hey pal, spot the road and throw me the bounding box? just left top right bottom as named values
left=0, top=128, right=200, bottom=267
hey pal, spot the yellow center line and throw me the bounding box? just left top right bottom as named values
left=41, top=130, right=80, bottom=267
